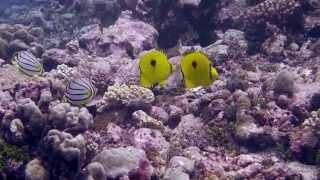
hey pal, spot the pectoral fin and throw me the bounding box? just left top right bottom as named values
left=140, top=76, right=153, bottom=88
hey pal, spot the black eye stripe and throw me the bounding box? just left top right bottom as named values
left=150, top=59, right=156, bottom=66
left=192, top=61, right=197, bottom=69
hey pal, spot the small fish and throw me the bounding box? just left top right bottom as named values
left=180, top=52, right=219, bottom=89
left=139, top=50, right=175, bottom=88
left=12, top=51, right=43, bottom=76
left=65, top=78, right=96, bottom=106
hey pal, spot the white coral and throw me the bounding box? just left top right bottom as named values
left=103, top=83, right=155, bottom=107
left=45, top=64, right=79, bottom=82
left=302, top=111, right=320, bottom=128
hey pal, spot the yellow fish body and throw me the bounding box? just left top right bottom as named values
left=180, top=52, right=219, bottom=89
left=139, top=50, right=175, bottom=88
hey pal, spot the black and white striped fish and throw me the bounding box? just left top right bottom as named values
left=12, top=51, right=43, bottom=76
left=65, top=78, right=96, bottom=106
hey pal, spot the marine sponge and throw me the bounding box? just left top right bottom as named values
left=100, top=83, right=155, bottom=110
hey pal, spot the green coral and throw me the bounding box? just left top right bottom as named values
left=0, top=139, right=30, bottom=171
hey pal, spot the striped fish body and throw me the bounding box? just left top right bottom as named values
left=65, top=78, right=96, bottom=106
left=12, top=51, right=43, bottom=76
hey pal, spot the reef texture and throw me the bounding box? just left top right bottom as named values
left=0, top=0, right=320, bottom=179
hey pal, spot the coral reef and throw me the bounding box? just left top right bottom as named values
left=0, top=24, right=43, bottom=60
left=41, top=129, right=87, bottom=179
left=0, top=0, right=320, bottom=179
left=49, top=102, right=94, bottom=135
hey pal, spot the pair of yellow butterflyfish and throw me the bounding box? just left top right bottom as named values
left=139, top=50, right=219, bottom=89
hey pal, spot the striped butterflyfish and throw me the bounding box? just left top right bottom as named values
left=64, top=78, right=96, bottom=106
left=12, top=51, right=43, bottom=76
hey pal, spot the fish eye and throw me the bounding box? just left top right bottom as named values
left=150, top=59, right=157, bottom=67
left=192, top=61, right=197, bottom=69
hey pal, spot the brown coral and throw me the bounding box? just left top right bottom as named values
left=241, top=0, right=303, bottom=29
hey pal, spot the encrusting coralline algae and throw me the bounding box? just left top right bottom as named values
left=0, top=0, right=320, bottom=179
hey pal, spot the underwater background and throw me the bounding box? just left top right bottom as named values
left=0, top=0, right=320, bottom=179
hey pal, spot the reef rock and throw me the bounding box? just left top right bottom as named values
left=132, top=110, right=165, bottom=131
left=273, top=70, right=296, bottom=96
left=163, top=156, right=195, bottom=180
left=288, top=162, right=320, bottom=180
left=0, top=65, right=32, bottom=91
left=42, top=47, right=88, bottom=68
left=132, top=128, right=170, bottom=160
left=89, top=146, right=152, bottom=179
left=80, top=10, right=158, bottom=57
left=77, top=57, right=112, bottom=90
left=171, top=114, right=208, bottom=148
left=0, top=24, right=40, bottom=60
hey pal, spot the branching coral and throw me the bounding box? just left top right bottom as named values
left=2, top=98, right=44, bottom=144
left=49, top=102, right=94, bottom=135
left=41, top=129, right=87, bottom=179
left=45, top=64, right=79, bottom=82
